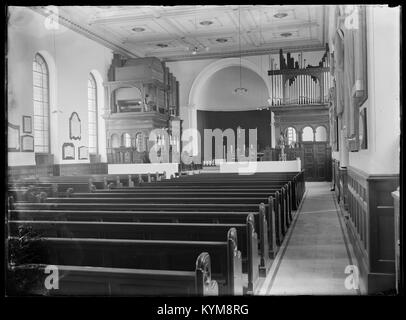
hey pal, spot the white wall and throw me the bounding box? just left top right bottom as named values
left=197, top=66, right=269, bottom=111
left=165, top=59, right=216, bottom=130
left=7, top=7, right=113, bottom=166
left=347, top=6, right=400, bottom=175
left=167, top=51, right=325, bottom=131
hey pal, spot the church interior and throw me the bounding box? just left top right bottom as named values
left=6, top=5, right=401, bottom=296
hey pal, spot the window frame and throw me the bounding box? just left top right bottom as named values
left=88, top=73, right=98, bottom=155
left=33, top=53, right=51, bottom=154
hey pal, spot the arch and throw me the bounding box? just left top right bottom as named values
left=121, top=133, right=131, bottom=148
left=284, top=127, right=297, bottom=145
left=111, top=133, right=120, bottom=148
left=315, top=125, right=328, bottom=142
left=188, top=58, right=271, bottom=108
left=135, top=132, right=145, bottom=152
left=302, top=126, right=314, bottom=142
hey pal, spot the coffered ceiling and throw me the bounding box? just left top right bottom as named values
left=30, top=5, right=328, bottom=61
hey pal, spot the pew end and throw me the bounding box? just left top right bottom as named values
left=227, top=228, right=243, bottom=296
left=267, top=196, right=279, bottom=259
left=245, top=213, right=260, bottom=295
left=195, top=252, right=219, bottom=296
left=258, top=203, right=271, bottom=278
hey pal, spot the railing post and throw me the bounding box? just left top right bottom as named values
left=116, top=176, right=122, bottom=187
left=103, top=177, right=108, bottom=189
left=51, top=183, right=58, bottom=197
left=128, top=175, right=134, bottom=187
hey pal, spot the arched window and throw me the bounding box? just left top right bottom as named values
left=302, top=126, right=314, bottom=142
left=135, top=132, right=145, bottom=152
left=111, top=134, right=119, bottom=148
left=33, top=53, right=50, bottom=153
left=285, top=127, right=297, bottom=146
left=88, top=73, right=98, bottom=154
left=315, top=126, right=327, bottom=142
left=122, top=133, right=131, bottom=148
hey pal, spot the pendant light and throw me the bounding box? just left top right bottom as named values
left=234, top=5, right=247, bottom=95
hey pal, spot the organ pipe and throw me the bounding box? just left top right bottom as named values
left=268, top=45, right=331, bottom=106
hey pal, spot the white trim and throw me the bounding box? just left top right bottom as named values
left=37, top=50, right=58, bottom=162
left=90, top=69, right=107, bottom=162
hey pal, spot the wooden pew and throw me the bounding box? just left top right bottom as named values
left=108, top=181, right=295, bottom=217
left=13, top=197, right=282, bottom=255
left=47, top=192, right=286, bottom=253
left=9, top=212, right=261, bottom=294
left=9, top=228, right=244, bottom=295
left=135, top=171, right=305, bottom=210
left=54, top=187, right=287, bottom=244
left=9, top=252, right=219, bottom=296
left=9, top=208, right=256, bottom=223
left=9, top=207, right=269, bottom=285
left=8, top=182, right=95, bottom=195
left=68, top=190, right=287, bottom=241
left=70, top=190, right=283, bottom=198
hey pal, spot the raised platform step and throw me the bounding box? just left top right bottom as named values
left=201, top=166, right=220, bottom=173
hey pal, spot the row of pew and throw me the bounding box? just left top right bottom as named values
left=7, top=170, right=305, bottom=296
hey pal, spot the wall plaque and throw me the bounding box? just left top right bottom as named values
left=69, top=112, right=81, bottom=140
left=78, top=146, right=89, bottom=160
left=22, top=116, right=32, bottom=133
left=62, top=142, right=75, bottom=160
left=21, top=135, right=34, bottom=152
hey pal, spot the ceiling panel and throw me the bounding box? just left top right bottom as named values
left=31, top=5, right=328, bottom=61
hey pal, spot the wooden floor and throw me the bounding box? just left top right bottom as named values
left=259, top=182, right=359, bottom=295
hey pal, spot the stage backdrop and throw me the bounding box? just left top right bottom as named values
left=197, top=109, right=272, bottom=160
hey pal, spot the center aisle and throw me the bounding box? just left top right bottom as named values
left=259, top=182, right=359, bottom=295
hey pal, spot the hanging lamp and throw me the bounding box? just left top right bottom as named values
left=234, top=6, right=247, bottom=95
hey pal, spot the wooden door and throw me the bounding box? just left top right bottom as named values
left=303, top=143, right=315, bottom=180
left=301, top=142, right=331, bottom=181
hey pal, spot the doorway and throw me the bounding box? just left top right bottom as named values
left=302, top=142, right=332, bottom=181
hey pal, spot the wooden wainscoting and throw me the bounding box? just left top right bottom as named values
left=8, top=164, right=54, bottom=180
left=53, top=163, right=108, bottom=176
left=346, top=167, right=398, bottom=294
left=8, top=163, right=108, bottom=180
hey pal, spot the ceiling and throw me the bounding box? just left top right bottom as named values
left=31, top=5, right=328, bottom=61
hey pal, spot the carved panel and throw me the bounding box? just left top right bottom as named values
left=346, top=167, right=399, bottom=293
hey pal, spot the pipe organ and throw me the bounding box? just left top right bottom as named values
left=268, top=45, right=332, bottom=148
left=268, top=45, right=332, bottom=106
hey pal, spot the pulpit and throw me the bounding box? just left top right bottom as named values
left=103, top=56, right=179, bottom=164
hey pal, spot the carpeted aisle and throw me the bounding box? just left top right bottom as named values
left=259, top=182, right=359, bottom=295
